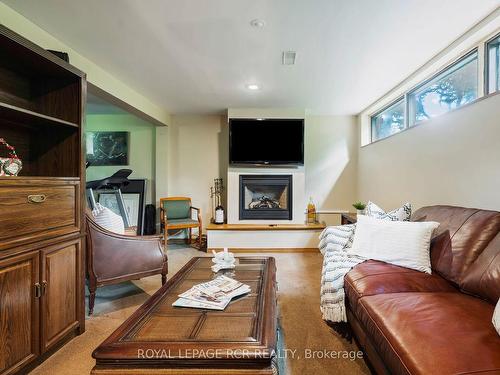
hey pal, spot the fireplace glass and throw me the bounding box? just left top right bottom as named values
left=239, top=175, right=293, bottom=220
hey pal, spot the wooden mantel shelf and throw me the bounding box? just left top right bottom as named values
left=206, top=223, right=325, bottom=231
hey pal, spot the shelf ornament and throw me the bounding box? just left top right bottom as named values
left=0, top=138, right=23, bottom=176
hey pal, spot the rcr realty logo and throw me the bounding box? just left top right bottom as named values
left=137, top=348, right=363, bottom=361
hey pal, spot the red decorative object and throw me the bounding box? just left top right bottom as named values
left=0, top=138, right=23, bottom=176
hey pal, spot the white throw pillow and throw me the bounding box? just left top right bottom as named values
left=92, top=203, right=125, bottom=234
left=349, top=215, right=439, bottom=274
left=494, top=299, right=500, bottom=336
left=365, top=201, right=412, bottom=221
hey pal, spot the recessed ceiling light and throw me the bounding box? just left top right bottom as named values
left=246, top=84, right=260, bottom=91
left=250, top=19, right=265, bottom=28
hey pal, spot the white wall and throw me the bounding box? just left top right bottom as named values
left=168, top=115, right=228, bottom=230
left=358, top=93, right=500, bottom=211
left=166, top=113, right=359, bottom=228
left=155, top=126, right=169, bottom=208
left=305, top=115, right=359, bottom=225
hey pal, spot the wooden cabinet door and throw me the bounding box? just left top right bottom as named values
left=0, top=251, right=40, bottom=375
left=40, top=239, right=80, bottom=352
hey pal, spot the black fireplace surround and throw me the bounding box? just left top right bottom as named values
left=239, top=175, right=293, bottom=220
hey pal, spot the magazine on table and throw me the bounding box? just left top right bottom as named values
left=172, top=275, right=251, bottom=310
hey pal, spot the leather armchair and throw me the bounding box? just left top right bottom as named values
left=85, top=212, right=167, bottom=315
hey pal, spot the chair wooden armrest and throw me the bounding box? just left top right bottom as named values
left=160, top=206, right=166, bottom=226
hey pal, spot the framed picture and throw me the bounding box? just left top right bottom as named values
left=86, top=131, right=129, bottom=166
left=122, top=193, right=141, bottom=227
left=96, top=179, right=147, bottom=235
left=121, top=179, right=147, bottom=235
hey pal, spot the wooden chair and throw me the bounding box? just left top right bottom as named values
left=160, top=197, right=202, bottom=248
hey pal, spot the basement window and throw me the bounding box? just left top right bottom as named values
left=408, top=50, right=478, bottom=126
left=486, top=33, right=500, bottom=94
left=370, top=98, right=405, bottom=142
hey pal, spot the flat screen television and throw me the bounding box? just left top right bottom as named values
left=229, top=118, right=304, bottom=165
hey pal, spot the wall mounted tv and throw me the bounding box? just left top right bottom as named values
left=229, top=118, right=304, bottom=165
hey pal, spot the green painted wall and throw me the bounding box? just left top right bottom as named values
left=86, top=114, right=156, bottom=204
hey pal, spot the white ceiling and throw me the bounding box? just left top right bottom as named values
left=4, top=0, right=499, bottom=115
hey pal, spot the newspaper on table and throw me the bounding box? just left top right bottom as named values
left=172, top=275, right=250, bottom=310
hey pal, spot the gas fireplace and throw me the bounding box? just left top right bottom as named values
left=239, top=175, right=293, bottom=220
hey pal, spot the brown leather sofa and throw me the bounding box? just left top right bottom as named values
left=345, top=205, right=500, bottom=375
left=85, top=212, right=168, bottom=315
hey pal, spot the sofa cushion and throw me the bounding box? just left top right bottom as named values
left=412, top=206, right=500, bottom=285
left=460, top=232, right=500, bottom=304
left=345, top=260, right=457, bottom=316
left=356, top=292, right=500, bottom=375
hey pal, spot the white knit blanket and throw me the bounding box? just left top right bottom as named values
left=319, top=224, right=365, bottom=322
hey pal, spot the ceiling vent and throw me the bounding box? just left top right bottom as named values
left=282, top=51, right=297, bottom=65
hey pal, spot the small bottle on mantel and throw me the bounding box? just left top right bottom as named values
left=307, top=197, right=316, bottom=224
left=215, top=205, right=224, bottom=224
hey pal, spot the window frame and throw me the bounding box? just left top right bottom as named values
left=364, top=26, right=500, bottom=147
left=370, top=96, right=405, bottom=143
left=407, top=48, right=479, bottom=127
left=485, top=32, right=500, bottom=95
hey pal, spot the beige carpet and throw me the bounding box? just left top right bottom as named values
left=29, top=245, right=369, bottom=375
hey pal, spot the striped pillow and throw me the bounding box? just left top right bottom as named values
left=92, top=203, right=125, bottom=234
left=366, top=201, right=412, bottom=221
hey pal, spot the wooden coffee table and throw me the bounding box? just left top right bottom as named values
left=91, top=257, right=278, bottom=375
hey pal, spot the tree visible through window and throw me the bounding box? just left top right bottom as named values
left=487, top=34, right=500, bottom=94
left=371, top=99, right=405, bottom=142
left=409, top=52, right=478, bottom=125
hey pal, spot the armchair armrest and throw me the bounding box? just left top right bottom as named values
left=160, top=206, right=167, bottom=225
left=86, top=218, right=166, bottom=283
left=190, top=206, right=201, bottom=221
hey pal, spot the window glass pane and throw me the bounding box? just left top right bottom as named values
left=487, top=35, right=500, bottom=94
left=409, top=52, right=478, bottom=126
left=371, top=99, right=405, bottom=142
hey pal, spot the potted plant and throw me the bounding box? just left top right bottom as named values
left=352, top=202, right=366, bottom=215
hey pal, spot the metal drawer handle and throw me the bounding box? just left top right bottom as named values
left=34, top=283, right=42, bottom=298
left=28, top=194, right=46, bottom=204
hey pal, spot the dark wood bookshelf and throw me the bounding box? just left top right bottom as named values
left=0, top=25, right=87, bottom=374
left=0, top=101, right=79, bottom=128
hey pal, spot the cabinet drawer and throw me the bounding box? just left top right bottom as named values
left=0, top=179, right=80, bottom=250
